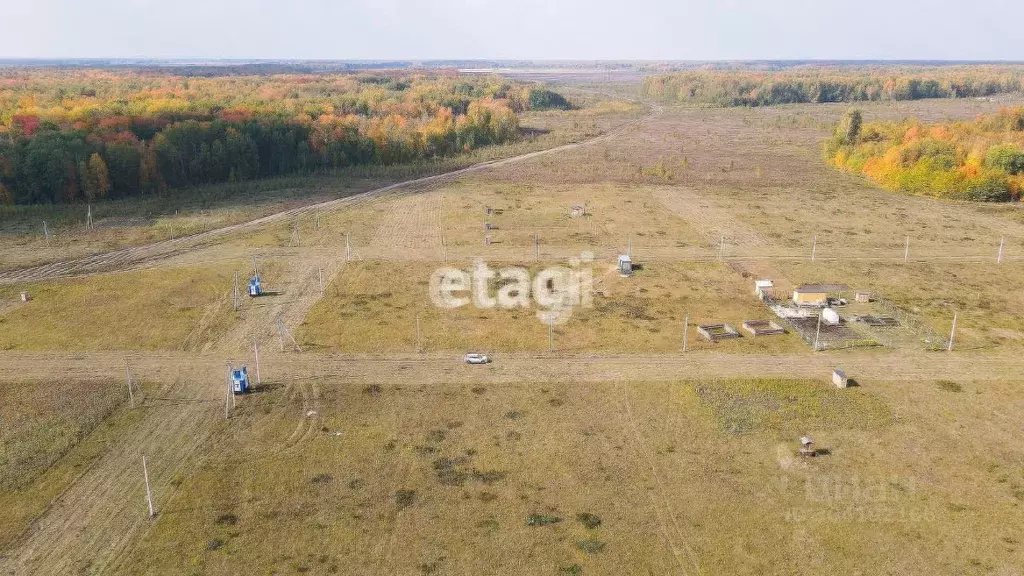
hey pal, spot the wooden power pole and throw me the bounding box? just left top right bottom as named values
left=142, top=456, right=155, bottom=519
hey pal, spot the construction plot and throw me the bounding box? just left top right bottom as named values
left=742, top=320, right=786, bottom=336
left=698, top=323, right=741, bottom=341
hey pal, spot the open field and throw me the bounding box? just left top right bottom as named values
left=0, top=379, right=142, bottom=552
left=297, top=260, right=805, bottom=354
left=3, top=78, right=1024, bottom=576
left=0, top=266, right=236, bottom=351
left=83, top=375, right=1024, bottom=575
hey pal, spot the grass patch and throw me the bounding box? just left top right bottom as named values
left=694, top=378, right=891, bottom=436
left=0, top=265, right=236, bottom=350
left=0, top=380, right=139, bottom=550
left=297, top=260, right=805, bottom=354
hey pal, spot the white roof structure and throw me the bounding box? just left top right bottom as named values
left=800, top=436, right=814, bottom=446
left=755, top=280, right=774, bottom=288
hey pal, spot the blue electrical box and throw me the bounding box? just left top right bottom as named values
left=231, top=366, right=250, bottom=394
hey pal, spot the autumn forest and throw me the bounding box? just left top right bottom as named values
left=0, top=69, right=572, bottom=205
left=826, top=107, right=1024, bottom=202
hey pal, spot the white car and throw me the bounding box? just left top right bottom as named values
left=464, top=353, right=490, bottom=365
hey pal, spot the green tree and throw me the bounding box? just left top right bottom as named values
left=838, top=109, right=863, bottom=144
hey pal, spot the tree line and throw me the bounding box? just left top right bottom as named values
left=641, top=67, right=1024, bottom=107
left=0, top=70, right=572, bottom=205
left=825, top=108, right=1024, bottom=202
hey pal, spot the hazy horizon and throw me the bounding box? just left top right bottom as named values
left=2, top=0, right=1022, bottom=61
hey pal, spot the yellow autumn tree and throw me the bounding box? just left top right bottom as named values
left=82, top=153, right=111, bottom=201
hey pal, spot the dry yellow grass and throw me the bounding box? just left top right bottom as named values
left=110, top=375, right=1023, bottom=575
left=0, top=266, right=238, bottom=351
left=297, top=260, right=804, bottom=354
left=0, top=379, right=140, bottom=551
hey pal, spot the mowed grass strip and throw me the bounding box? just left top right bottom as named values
left=0, top=266, right=236, bottom=351
left=297, top=260, right=805, bottom=354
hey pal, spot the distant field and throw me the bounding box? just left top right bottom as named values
left=111, top=376, right=1023, bottom=575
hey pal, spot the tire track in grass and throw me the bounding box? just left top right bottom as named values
left=614, top=382, right=701, bottom=575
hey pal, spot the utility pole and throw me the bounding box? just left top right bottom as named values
left=125, top=359, right=135, bottom=409
left=345, top=234, right=351, bottom=261
left=416, top=314, right=422, bottom=352
left=252, top=255, right=259, bottom=279
left=627, top=235, right=632, bottom=259
left=548, top=322, right=554, bottom=353
left=811, top=235, right=817, bottom=262
left=682, top=313, right=689, bottom=352
left=997, top=236, right=1005, bottom=264
left=315, top=209, right=320, bottom=231
left=813, top=311, right=823, bottom=351
left=904, top=236, right=910, bottom=264
left=719, top=235, right=725, bottom=261
left=43, top=221, right=50, bottom=243
left=534, top=233, right=539, bottom=261
left=87, top=204, right=93, bottom=229
left=233, top=271, right=239, bottom=311
left=948, top=312, right=958, bottom=352
left=225, top=361, right=233, bottom=417
left=318, top=267, right=324, bottom=297
left=253, top=340, right=261, bottom=385
left=142, top=456, right=155, bottom=519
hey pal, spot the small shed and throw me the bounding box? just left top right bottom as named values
left=20, top=292, right=31, bottom=302
left=832, top=369, right=848, bottom=388
left=570, top=205, right=585, bottom=218
left=793, top=283, right=849, bottom=307
left=855, top=291, right=871, bottom=303
left=754, top=279, right=774, bottom=298
left=617, top=254, right=633, bottom=277
left=248, top=276, right=263, bottom=297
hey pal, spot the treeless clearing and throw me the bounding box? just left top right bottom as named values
left=3, top=82, right=1024, bottom=576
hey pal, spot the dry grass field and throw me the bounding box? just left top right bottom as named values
left=0, top=379, right=140, bottom=551
left=297, top=260, right=804, bottom=354
left=3, top=79, right=1024, bottom=576
left=107, top=375, right=1022, bottom=575
left=0, top=266, right=237, bottom=351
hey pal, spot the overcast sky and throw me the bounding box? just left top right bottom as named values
left=1, top=0, right=1021, bottom=61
